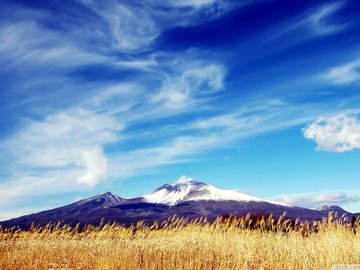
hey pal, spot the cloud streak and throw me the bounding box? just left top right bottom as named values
left=268, top=1, right=348, bottom=44
left=308, top=1, right=347, bottom=35
left=274, top=191, right=360, bottom=209
left=322, top=59, right=360, bottom=84
left=106, top=99, right=329, bottom=179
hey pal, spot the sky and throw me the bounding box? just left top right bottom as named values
left=1, top=0, right=360, bottom=220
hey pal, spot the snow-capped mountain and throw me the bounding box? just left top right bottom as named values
left=1, top=176, right=357, bottom=229
left=144, top=176, right=286, bottom=206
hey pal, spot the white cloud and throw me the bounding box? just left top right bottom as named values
left=2, top=108, right=122, bottom=187
left=176, top=175, right=195, bottom=183
left=274, top=191, right=359, bottom=209
left=153, top=64, right=225, bottom=109
left=322, top=59, right=360, bottom=84
left=303, top=111, right=360, bottom=152
left=77, top=147, right=108, bottom=187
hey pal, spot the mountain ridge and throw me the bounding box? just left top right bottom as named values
left=1, top=179, right=358, bottom=228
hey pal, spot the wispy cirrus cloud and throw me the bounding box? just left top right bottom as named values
left=75, top=0, right=158, bottom=51
left=106, top=99, right=332, bottom=180
left=143, top=0, right=243, bottom=27
left=303, top=110, right=360, bottom=152
left=322, top=59, right=360, bottom=84
left=0, top=22, right=105, bottom=72
left=108, top=135, right=220, bottom=179
left=308, top=1, right=348, bottom=35
left=268, top=1, right=348, bottom=43
left=73, top=0, right=241, bottom=52
left=152, top=63, right=225, bottom=109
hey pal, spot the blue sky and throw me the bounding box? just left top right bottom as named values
left=1, top=0, right=360, bottom=220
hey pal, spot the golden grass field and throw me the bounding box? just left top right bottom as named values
left=0, top=213, right=359, bottom=270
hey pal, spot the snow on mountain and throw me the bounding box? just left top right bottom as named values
left=144, top=176, right=287, bottom=206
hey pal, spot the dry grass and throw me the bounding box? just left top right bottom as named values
left=0, top=213, right=359, bottom=270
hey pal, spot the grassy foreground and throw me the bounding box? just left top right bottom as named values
left=0, top=214, right=359, bottom=270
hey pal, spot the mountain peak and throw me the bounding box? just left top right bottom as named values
left=143, top=176, right=282, bottom=206
left=77, top=192, right=125, bottom=207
